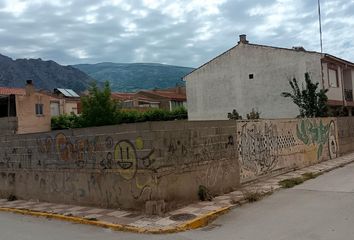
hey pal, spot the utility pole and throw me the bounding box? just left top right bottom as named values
left=318, top=0, right=323, bottom=53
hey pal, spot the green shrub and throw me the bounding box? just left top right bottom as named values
left=170, top=106, right=188, bottom=120
left=228, top=109, right=242, bottom=120
left=51, top=107, right=188, bottom=130
left=247, top=108, right=261, bottom=119
left=51, top=114, right=83, bottom=130
left=198, top=185, right=213, bottom=201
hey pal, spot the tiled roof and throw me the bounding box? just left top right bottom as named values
left=142, top=90, right=186, bottom=101
left=0, top=87, right=25, bottom=95
left=111, top=92, right=135, bottom=101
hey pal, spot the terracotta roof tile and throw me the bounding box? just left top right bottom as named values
left=143, top=90, right=186, bottom=101
left=0, top=87, right=25, bottom=95
left=111, top=92, right=135, bottom=101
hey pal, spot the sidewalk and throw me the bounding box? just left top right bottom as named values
left=1, top=153, right=354, bottom=234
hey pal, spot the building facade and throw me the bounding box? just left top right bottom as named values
left=112, top=87, right=187, bottom=111
left=0, top=80, right=52, bottom=134
left=184, top=35, right=354, bottom=120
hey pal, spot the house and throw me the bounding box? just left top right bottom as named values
left=49, top=88, right=81, bottom=116
left=111, top=92, right=159, bottom=109
left=112, top=87, right=187, bottom=111
left=183, top=34, right=354, bottom=120
left=0, top=80, right=51, bottom=134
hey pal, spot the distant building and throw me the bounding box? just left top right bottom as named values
left=50, top=88, right=81, bottom=116
left=112, top=87, right=187, bottom=111
left=0, top=81, right=82, bottom=134
left=0, top=80, right=51, bottom=134
left=184, top=34, right=354, bottom=120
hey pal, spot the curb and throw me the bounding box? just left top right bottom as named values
left=0, top=206, right=231, bottom=234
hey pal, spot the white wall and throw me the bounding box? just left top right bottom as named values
left=185, top=44, right=323, bottom=120
left=322, top=63, right=344, bottom=101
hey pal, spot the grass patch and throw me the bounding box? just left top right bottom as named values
left=198, top=185, right=213, bottom=201
left=279, top=177, right=304, bottom=188
left=279, top=172, right=323, bottom=188
left=242, top=189, right=265, bottom=203
left=302, top=172, right=322, bottom=180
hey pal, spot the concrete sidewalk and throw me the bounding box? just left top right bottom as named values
left=1, top=153, right=354, bottom=233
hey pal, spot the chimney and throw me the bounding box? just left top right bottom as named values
left=25, top=80, right=35, bottom=96
left=238, top=34, right=249, bottom=44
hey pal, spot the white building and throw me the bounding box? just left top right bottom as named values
left=184, top=35, right=354, bottom=120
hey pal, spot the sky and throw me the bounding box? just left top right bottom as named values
left=0, top=0, right=353, bottom=67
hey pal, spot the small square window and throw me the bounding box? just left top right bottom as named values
left=249, top=74, right=254, bottom=79
left=35, top=103, right=44, bottom=115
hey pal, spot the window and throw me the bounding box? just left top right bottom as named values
left=35, top=103, right=44, bottom=115
left=328, top=64, right=339, bottom=88
left=249, top=74, right=254, bottom=79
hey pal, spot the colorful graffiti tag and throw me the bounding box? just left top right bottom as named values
left=296, top=119, right=337, bottom=160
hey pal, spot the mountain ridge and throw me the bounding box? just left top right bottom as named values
left=72, top=62, right=194, bottom=92
left=0, top=54, right=93, bottom=92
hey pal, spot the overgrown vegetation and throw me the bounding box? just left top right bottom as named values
left=278, top=177, right=305, bottom=188
left=198, top=185, right=213, bottom=201
left=227, top=109, right=242, bottom=120
left=7, top=194, right=17, bottom=201
left=51, top=81, right=188, bottom=130
left=281, top=73, right=329, bottom=118
left=279, top=172, right=322, bottom=188
left=242, top=190, right=263, bottom=203
left=246, top=108, right=261, bottom=120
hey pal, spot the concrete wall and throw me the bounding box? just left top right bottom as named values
left=0, top=117, right=344, bottom=212
left=0, top=117, right=17, bottom=135
left=337, top=117, right=354, bottom=154
left=185, top=43, right=323, bottom=120
left=0, top=120, right=239, bottom=212
left=237, top=118, right=338, bottom=183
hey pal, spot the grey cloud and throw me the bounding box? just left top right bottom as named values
left=0, top=0, right=353, bottom=68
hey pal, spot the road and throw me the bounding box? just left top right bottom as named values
left=2, top=163, right=354, bottom=240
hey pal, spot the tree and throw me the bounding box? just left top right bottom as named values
left=281, top=73, right=329, bottom=118
left=81, top=81, right=119, bottom=126
left=227, top=109, right=242, bottom=120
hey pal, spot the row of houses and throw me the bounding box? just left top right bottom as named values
left=112, top=87, right=186, bottom=111
left=0, top=81, right=187, bottom=134
left=3, top=34, right=352, bottom=134
left=184, top=34, right=354, bottom=120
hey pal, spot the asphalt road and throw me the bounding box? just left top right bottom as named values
left=2, top=163, right=354, bottom=240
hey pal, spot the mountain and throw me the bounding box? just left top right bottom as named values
left=0, top=54, right=93, bottom=92
left=72, top=62, right=194, bottom=92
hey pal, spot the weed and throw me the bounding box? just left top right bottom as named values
left=302, top=172, right=322, bottom=180
left=279, top=177, right=304, bottom=188
left=7, top=194, right=17, bottom=201
left=198, top=185, right=213, bottom=201
left=279, top=172, right=323, bottom=188
left=242, top=188, right=264, bottom=203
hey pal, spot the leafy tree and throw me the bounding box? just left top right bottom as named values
left=81, top=81, right=119, bottom=126
left=247, top=108, right=261, bottom=120
left=227, top=109, right=242, bottom=120
left=281, top=73, right=329, bottom=118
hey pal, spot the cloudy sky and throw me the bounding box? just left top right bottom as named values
left=0, top=0, right=353, bottom=67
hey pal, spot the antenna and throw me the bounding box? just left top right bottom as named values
left=318, top=0, right=323, bottom=53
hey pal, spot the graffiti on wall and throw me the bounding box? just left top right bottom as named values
left=296, top=119, right=337, bottom=160
left=238, top=121, right=297, bottom=181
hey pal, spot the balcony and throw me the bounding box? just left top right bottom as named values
left=345, top=89, right=353, bottom=102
